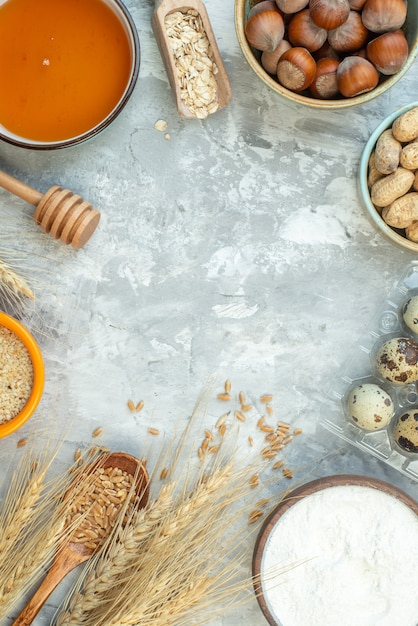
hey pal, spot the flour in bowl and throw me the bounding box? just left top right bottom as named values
left=261, top=484, right=418, bottom=626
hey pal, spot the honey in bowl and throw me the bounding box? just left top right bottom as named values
left=0, top=0, right=134, bottom=144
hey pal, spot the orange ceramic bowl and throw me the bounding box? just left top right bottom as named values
left=0, top=312, right=45, bottom=438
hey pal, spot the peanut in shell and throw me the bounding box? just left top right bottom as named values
left=371, top=168, right=415, bottom=207
left=392, top=107, right=418, bottom=143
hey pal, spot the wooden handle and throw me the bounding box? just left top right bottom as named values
left=0, top=170, right=42, bottom=206
left=11, top=547, right=87, bottom=626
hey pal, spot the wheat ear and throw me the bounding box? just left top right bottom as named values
left=60, top=460, right=256, bottom=626
left=55, top=463, right=234, bottom=626
left=0, top=258, right=34, bottom=300
left=55, top=482, right=176, bottom=625
left=90, top=471, right=258, bottom=626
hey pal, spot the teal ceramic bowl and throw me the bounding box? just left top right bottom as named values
left=359, top=101, right=418, bottom=253
left=235, top=0, right=418, bottom=109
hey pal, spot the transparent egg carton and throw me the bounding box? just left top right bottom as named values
left=323, top=262, right=418, bottom=482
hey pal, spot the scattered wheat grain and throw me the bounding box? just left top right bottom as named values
left=257, top=416, right=265, bottom=428
left=256, top=498, right=269, bottom=508
left=273, top=460, right=285, bottom=470
left=282, top=435, right=294, bottom=445
left=262, top=449, right=278, bottom=459
left=293, top=428, right=303, bottom=435
left=282, top=467, right=293, bottom=479
left=224, top=379, right=231, bottom=393
left=265, top=433, right=277, bottom=442
left=249, top=473, right=259, bottom=488
left=260, top=394, right=273, bottom=403
left=248, top=509, right=264, bottom=524
left=235, top=410, right=246, bottom=422
left=215, top=412, right=229, bottom=428
left=147, top=428, right=160, bottom=436
left=217, top=393, right=231, bottom=401
left=16, top=438, right=28, bottom=448
left=127, top=400, right=135, bottom=412
left=92, top=428, right=103, bottom=438
left=135, top=401, right=144, bottom=412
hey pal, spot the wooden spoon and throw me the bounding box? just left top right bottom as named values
left=152, top=0, right=232, bottom=118
left=0, top=169, right=101, bottom=248
left=11, top=451, right=149, bottom=626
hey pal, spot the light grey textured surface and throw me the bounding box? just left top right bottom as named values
left=1, top=1, right=418, bottom=624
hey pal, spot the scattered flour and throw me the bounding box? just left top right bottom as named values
left=262, top=484, right=418, bottom=626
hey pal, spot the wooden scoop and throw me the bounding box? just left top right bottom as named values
left=152, top=0, right=232, bottom=118
left=11, top=451, right=149, bottom=626
left=0, top=169, right=100, bottom=248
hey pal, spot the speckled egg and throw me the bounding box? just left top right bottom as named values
left=374, top=337, right=418, bottom=385
left=393, top=410, right=418, bottom=453
left=346, top=384, right=395, bottom=430
left=402, top=295, right=418, bottom=335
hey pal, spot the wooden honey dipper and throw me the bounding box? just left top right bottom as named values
left=0, top=169, right=101, bottom=248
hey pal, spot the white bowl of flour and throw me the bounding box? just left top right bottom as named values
left=253, top=475, right=418, bottom=626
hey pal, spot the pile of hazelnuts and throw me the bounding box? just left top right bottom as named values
left=244, top=0, right=409, bottom=99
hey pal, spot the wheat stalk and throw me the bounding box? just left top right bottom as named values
left=0, top=435, right=62, bottom=566
left=54, top=385, right=279, bottom=626
left=0, top=257, right=34, bottom=300
left=55, top=482, right=176, bottom=625
left=55, top=464, right=234, bottom=625
left=92, top=478, right=260, bottom=626
left=0, top=430, right=106, bottom=616
left=0, top=513, right=66, bottom=616
left=56, top=453, right=267, bottom=626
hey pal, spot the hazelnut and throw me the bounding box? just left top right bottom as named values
left=337, top=55, right=379, bottom=97
left=245, top=5, right=285, bottom=51
left=361, top=0, right=407, bottom=33
left=309, top=57, right=340, bottom=98
left=277, top=46, right=317, bottom=91
left=367, top=30, right=409, bottom=75
left=328, top=10, right=369, bottom=52
left=288, top=9, right=328, bottom=52
left=261, top=40, right=292, bottom=74
left=309, top=0, right=350, bottom=30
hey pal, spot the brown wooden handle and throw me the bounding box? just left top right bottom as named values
left=0, top=170, right=42, bottom=206
left=11, top=548, right=87, bottom=626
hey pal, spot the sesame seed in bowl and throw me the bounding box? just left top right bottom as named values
left=0, top=312, right=44, bottom=438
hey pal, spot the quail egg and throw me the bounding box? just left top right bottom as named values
left=346, top=384, right=395, bottom=430
left=402, top=295, right=418, bottom=335
left=393, top=409, right=418, bottom=453
left=374, top=337, right=418, bottom=385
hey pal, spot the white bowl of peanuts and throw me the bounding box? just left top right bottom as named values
left=0, top=312, right=44, bottom=438
left=359, top=102, right=418, bottom=253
